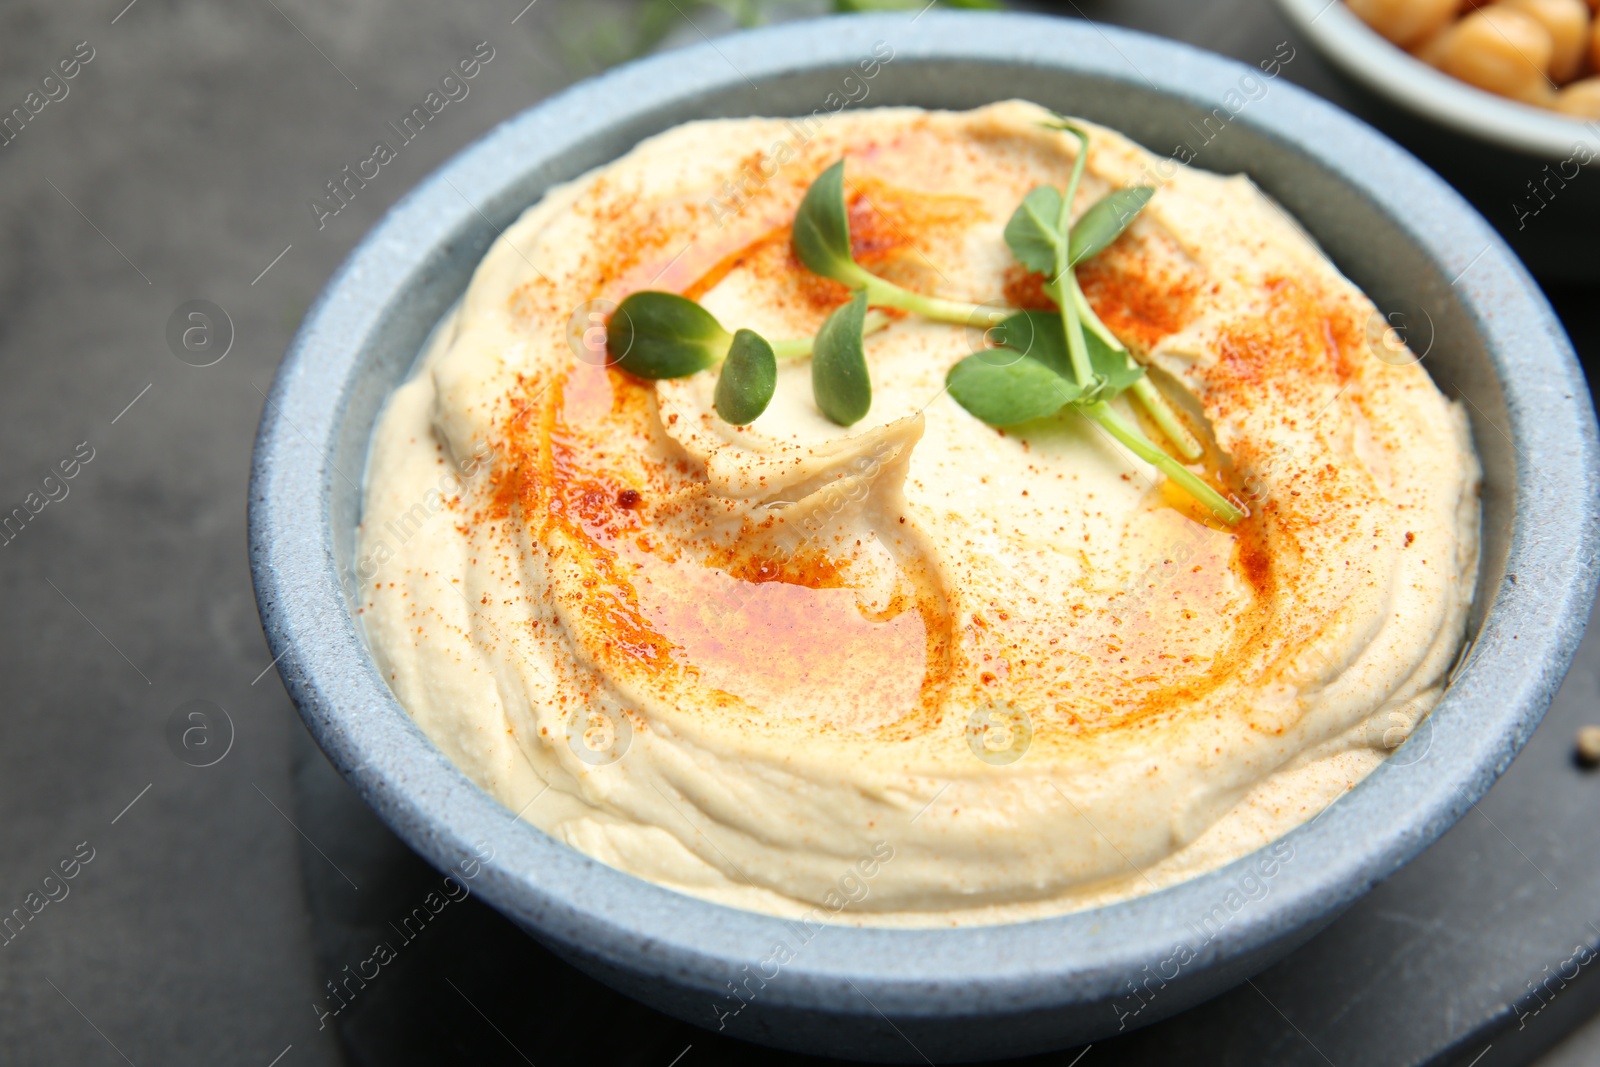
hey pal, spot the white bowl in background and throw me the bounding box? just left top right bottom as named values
left=1273, top=0, right=1600, bottom=158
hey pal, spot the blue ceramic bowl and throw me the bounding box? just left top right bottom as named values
left=249, top=12, right=1599, bottom=1062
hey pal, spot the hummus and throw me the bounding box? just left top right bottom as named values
left=357, top=101, right=1480, bottom=925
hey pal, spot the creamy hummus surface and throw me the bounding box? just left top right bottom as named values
left=357, top=101, right=1480, bottom=925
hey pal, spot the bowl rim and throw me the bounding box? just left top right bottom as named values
left=1273, top=0, right=1600, bottom=159
left=250, top=9, right=1599, bottom=1026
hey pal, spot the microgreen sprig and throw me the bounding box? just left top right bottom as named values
left=995, top=128, right=1203, bottom=463
left=936, top=117, right=1235, bottom=522
left=793, top=160, right=1007, bottom=329
left=605, top=290, right=888, bottom=426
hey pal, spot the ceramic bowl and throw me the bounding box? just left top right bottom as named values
left=249, top=12, right=1599, bottom=1062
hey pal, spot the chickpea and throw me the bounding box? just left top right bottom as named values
left=1554, top=74, right=1600, bottom=112
left=1441, top=7, right=1557, bottom=103
left=1504, top=0, right=1590, bottom=83
left=1411, top=23, right=1457, bottom=64
left=1348, top=0, right=1463, bottom=47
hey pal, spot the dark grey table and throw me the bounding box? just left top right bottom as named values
left=2, top=1, right=1597, bottom=1064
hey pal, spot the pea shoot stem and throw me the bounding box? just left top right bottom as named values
left=1069, top=278, right=1203, bottom=460
left=1043, top=122, right=1232, bottom=521
left=769, top=309, right=892, bottom=360
left=1056, top=279, right=1096, bottom=388
left=830, top=261, right=1007, bottom=328
left=1052, top=126, right=1093, bottom=389
left=1084, top=401, right=1244, bottom=525
left=869, top=279, right=1007, bottom=327
left=768, top=338, right=813, bottom=360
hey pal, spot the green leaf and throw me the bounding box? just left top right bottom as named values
left=713, top=329, right=777, bottom=425
left=1003, top=186, right=1064, bottom=277
left=811, top=289, right=872, bottom=426
left=947, top=351, right=1081, bottom=426
left=832, top=0, right=1000, bottom=8
left=793, top=160, right=862, bottom=285
left=994, top=311, right=1071, bottom=379
left=1084, top=327, right=1146, bottom=397
left=994, top=310, right=1144, bottom=401
left=608, top=291, right=730, bottom=379
left=1068, top=187, right=1155, bottom=267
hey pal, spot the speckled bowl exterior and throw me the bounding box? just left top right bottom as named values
left=249, top=13, right=1600, bottom=1062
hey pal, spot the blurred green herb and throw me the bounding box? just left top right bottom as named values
left=556, top=0, right=1000, bottom=73
left=832, top=0, right=999, bottom=11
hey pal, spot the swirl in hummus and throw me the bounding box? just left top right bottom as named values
left=357, top=101, right=1480, bottom=925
